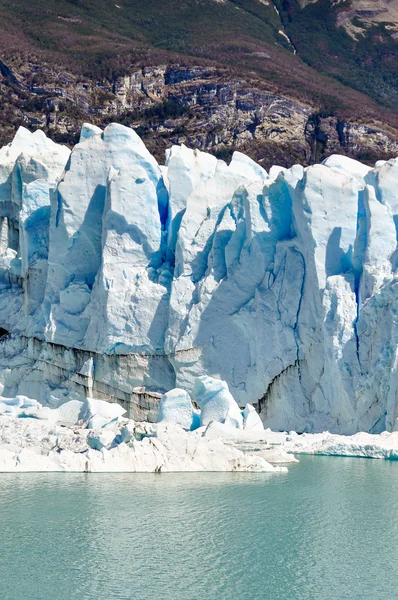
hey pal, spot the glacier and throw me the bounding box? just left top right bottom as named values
left=0, top=123, right=397, bottom=435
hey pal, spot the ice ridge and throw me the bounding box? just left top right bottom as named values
left=0, top=124, right=397, bottom=434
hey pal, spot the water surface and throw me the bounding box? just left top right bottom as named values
left=1, top=456, right=398, bottom=600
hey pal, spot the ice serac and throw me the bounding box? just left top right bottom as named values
left=0, top=124, right=398, bottom=433
left=157, top=388, right=196, bottom=430
left=84, top=160, right=169, bottom=355
left=0, top=127, right=70, bottom=335
left=193, top=376, right=243, bottom=429
left=164, top=144, right=218, bottom=263
left=44, top=123, right=166, bottom=349
left=243, top=404, right=264, bottom=431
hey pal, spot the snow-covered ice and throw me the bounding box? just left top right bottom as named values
left=1, top=389, right=398, bottom=472
left=0, top=125, right=397, bottom=434
left=193, top=376, right=243, bottom=429
left=242, top=404, right=264, bottom=431
left=274, top=430, right=398, bottom=460
left=157, top=388, right=197, bottom=430
left=0, top=394, right=286, bottom=473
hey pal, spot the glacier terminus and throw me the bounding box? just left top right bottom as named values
left=0, top=122, right=398, bottom=435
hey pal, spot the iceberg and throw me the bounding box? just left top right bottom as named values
left=0, top=124, right=397, bottom=434
left=80, top=397, right=126, bottom=422
left=242, top=404, right=264, bottom=431
left=50, top=400, right=84, bottom=427
left=193, top=376, right=243, bottom=429
left=272, top=430, right=398, bottom=460
left=157, top=388, right=197, bottom=430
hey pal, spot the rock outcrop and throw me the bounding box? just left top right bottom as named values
left=1, top=60, right=397, bottom=168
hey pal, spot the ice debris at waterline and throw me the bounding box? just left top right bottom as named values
left=0, top=392, right=290, bottom=473
left=157, top=375, right=262, bottom=431
left=1, top=392, right=398, bottom=472
left=0, top=124, right=398, bottom=434
left=266, top=430, right=398, bottom=460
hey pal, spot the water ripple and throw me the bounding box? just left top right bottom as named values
left=1, top=458, right=398, bottom=599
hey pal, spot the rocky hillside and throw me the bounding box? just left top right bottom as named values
left=0, top=0, right=397, bottom=166
left=300, top=0, right=398, bottom=36
left=277, top=0, right=398, bottom=109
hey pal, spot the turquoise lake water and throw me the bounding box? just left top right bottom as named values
left=1, top=456, right=398, bottom=600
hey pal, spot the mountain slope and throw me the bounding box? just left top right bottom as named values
left=276, top=0, right=398, bottom=109
left=0, top=0, right=397, bottom=165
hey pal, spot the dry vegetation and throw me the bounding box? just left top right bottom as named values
left=0, top=0, right=397, bottom=161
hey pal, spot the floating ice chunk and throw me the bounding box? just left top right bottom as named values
left=242, top=404, right=264, bottom=431
left=2, top=397, right=79, bottom=422
left=19, top=406, right=53, bottom=420
left=16, top=396, right=41, bottom=408
left=257, top=447, right=299, bottom=463
left=80, top=398, right=126, bottom=422
left=87, top=429, right=116, bottom=451
left=281, top=431, right=398, bottom=460
left=0, top=396, right=42, bottom=418
left=157, top=388, right=196, bottom=430
left=112, top=421, right=137, bottom=445
left=87, top=415, right=114, bottom=430
left=224, top=412, right=242, bottom=429
left=51, top=400, right=84, bottom=427
left=0, top=396, right=85, bottom=424
left=193, top=376, right=243, bottom=429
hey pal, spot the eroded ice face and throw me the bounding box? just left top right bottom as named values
left=0, top=123, right=397, bottom=435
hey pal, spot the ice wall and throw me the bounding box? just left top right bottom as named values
left=0, top=124, right=397, bottom=433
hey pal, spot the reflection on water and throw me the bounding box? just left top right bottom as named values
left=1, top=457, right=398, bottom=600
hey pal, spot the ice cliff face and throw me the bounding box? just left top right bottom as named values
left=0, top=123, right=397, bottom=434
